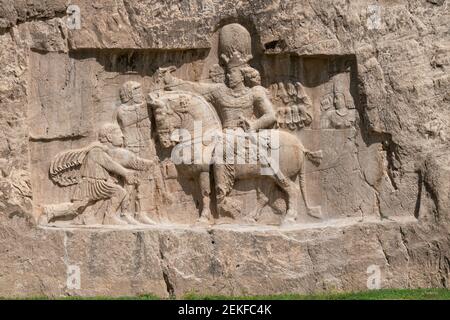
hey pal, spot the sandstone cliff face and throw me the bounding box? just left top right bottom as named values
left=0, top=0, right=449, bottom=297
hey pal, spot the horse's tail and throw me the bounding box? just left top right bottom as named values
left=298, top=147, right=322, bottom=219
left=304, top=149, right=323, bottom=166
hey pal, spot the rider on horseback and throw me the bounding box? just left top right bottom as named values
left=161, top=56, right=297, bottom=216
left=149, top=24, right=322, bottom=223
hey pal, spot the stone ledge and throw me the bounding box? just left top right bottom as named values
left=2, top=216, right=449, bottom=297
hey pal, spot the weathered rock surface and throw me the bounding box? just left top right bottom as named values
left=0, top=0, right=449, bottom=297
left=1, top=217, right=449, bottom=297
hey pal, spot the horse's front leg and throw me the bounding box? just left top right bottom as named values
left=198, top=170, right=213, bottom=224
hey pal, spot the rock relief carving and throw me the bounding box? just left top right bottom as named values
left=116, top=81, right=170, bottom=223
left=41, top=123, right=154, bottom=225
left=149, top=23, right=323, bottom=224
left=36, top=23, right=362, bottom=228
left=270, top=81, right=313, bottom=130
left=320, top=79, right=357, bottom=129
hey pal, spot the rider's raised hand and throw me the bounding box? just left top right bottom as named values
left=238, top=116, right=256, bottom=132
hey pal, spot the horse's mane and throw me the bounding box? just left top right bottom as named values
left=164, top=90, right=222, bottom=130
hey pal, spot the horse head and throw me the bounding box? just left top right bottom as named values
left=149, top=91, right=222, bottom=149
left=149, top=92, right=181, bottom=148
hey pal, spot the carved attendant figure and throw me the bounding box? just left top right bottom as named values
left=117, top=81, right=152, bottom=155
left=42, top=123, right=153, bottom=225
left=116, top=81, right=167, bottom=224
left=321, top=91, right=356, bottom=129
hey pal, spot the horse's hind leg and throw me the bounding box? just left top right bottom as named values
left=299, top=165, right=322, bottom=219
left=268, top=172, right=299, bottom=225
left=285, top=179, right=300, bottom=224
left=198, top=170, right=213, bottom=224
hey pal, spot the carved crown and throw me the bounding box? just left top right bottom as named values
left=221, top=50, right=252, bottom=69
left=219, top=23, right=253, bottom=69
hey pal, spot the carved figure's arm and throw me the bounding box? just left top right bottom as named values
left=164, top=73, right=221, bottom=102
left=137, top=103, right=151, bottom=121
left=93, top=149, right=130, bottom=178
left=252, top=86, right=277, bottom=130
left=117, top=103, right=150, bottom=127
left=109, top=148, right=154, bottom=171
left=126, top=155, right=154, bottom=171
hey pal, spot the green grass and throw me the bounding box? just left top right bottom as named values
left=183, top=288, right=450, bottom=300
left=2, top=289, right=450, bottom=300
